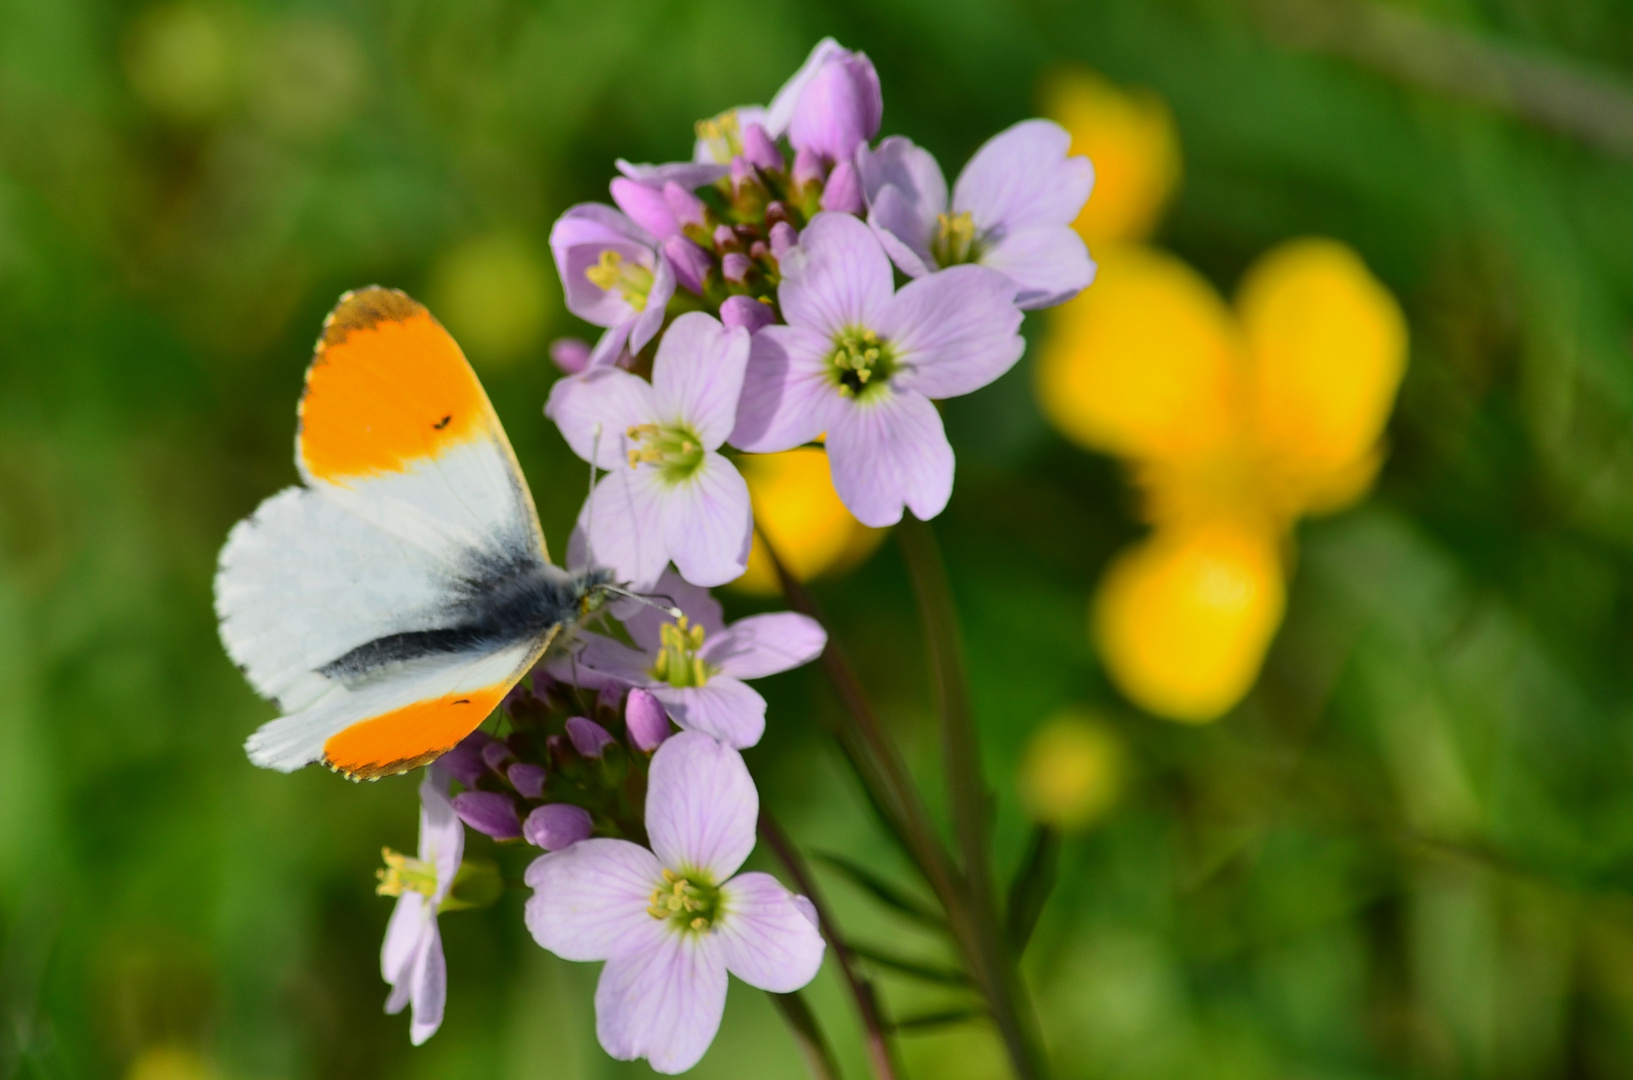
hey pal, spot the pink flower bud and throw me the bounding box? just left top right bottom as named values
left=610, top=177, right=679, bottom=239
left=508, top=762, right=547, bottom=799
left=792, top=148, right=824, bottom=190
left=662, top=236, right=712, bottom=295
left=769, top=221, right=799, bottom=259
left=788, top=49, right=881, bottom=163
left=481, top=739, right=512, bottom=772
left=523, top=803, right=594, bottom=851
left=820, top=159, right=864, bottom=214
left=440, top=731, right=496, bottom=787
left=722, top=253, right=752, bottom=284
left=549, top=338, right=591, bottom=375
left=741, top=122, right=783, bottom=171
left=565, top=716, right=614, bottom=758
left=624, top=688, right=672, bottom=752
left=452, top=791, right=522, bottom=840
left=662, top=181, right=707, bottom=230
left=713, top=223, right=739, bottom=251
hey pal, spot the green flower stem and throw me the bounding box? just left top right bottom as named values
left=897, top=515, right=1051, bottom=1080
left=771, top=989, right=845, bottom=1080
left=760, top=812, right=901, bottom=1080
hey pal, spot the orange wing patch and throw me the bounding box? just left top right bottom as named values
left=299, top=287, right=498, bottom=484
left=323, top=683, right=511, bottom=780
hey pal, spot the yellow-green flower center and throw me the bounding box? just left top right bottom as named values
left=376, top=847, right=438, bottom=898
left=585, top=250, right=656, bottom=311
left=932, top=210, right=980, bottom=266
left=648, top=867, right=723, bottom=932
left=651, top=615, right=715, bottom=688
left=829, top=327, right=897, bottom=400
left=626, top=422, right=707, bottom=484
left=694, top=109, right=746, bottom=163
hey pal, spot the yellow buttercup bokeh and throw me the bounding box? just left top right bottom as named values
left=732, top=447, right=887, bottom=595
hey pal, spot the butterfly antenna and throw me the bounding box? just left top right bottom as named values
left=605, top=585, right=684, bottom=621
left=582, top=423, right=602, bottom=568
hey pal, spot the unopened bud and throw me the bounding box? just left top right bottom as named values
left=452, top=791, right=523, bottom=840
left=821, top=159, right=864, bottom=214
left=722, top=252, right=752, bottom=284
left=720, top=295, right=774, bottom=334
left=523, top=803, right=594, bottom=851
left=624, top=688, right=672, bottom=752
left=769, top=221, right=799, bottom=259
left=740, top=122, right=783, bottom=171
left=565, top=716, right=615, bottom=758
left=662, top=236, right=712, bottom=295
left=548, top=337, right=591, bottom=375
left=440, top=731, right=495, bottom=787
left=507, top=762, right=547, bottom=800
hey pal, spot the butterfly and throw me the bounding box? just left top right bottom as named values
left=216, top=286, right=617, bottom=780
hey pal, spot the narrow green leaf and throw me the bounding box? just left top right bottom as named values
left=890, top=1008, right=987, bottom=1034
left=1005, top=827, right=1061, bottom=954
left=848, top=941, right=971, bottom=987
left=816, top=851, right=946, bottom=930
left=771, top=989, right=845, bottom=1080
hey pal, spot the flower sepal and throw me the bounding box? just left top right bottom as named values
left=437, top=857, right=504, bottom=914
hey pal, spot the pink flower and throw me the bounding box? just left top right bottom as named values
left=525, top=733, right=824, bottom=1074
left=548, top=570, right=825, bottom=748
left=547, top=312, right=753, bottom=589
left=858, top=120, right=1096, bottom=309
left=549, top=204, right=678, bottom=367
left=730, top=212, right=1025, bottom=526
left=379, top=769, right=462, bottom=1045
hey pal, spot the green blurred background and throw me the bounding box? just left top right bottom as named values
left=7, top=0, right=1633, bottom=1076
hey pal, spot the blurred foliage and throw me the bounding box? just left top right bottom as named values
left=6, top=0, right=1633, bottom=1078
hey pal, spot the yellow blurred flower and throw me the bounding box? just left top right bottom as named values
left=1017, top=710, right=1127, bottom=829
left=732, top=447, right=886, bottom=596
left=428, top=232, right=555, bottom=370
left=1041, top=67, right=1182, bottom=248
left=1038, top=240, right=1407, bottom=722
left=126, top=1046, right=215, bottom=1080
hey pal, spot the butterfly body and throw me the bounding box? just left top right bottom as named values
left=216, top=287, right=615, bottom=780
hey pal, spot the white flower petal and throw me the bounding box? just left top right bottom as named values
left=546, top=366, right=661, bottom=471
left=652, top=313, right=751, bottom=450
left=716, top=872, right=826, bottom=992
left=595, top=930, right=728, bottom=1074
left=661, top=453, right=752, bottom=588
left=646, top=731, right=759, bottom=879
left=524, top=840, right=666, bottom=962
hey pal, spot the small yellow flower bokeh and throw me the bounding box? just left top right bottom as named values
left=1017, top=710, right=1128, bottom=829
left=731, top=447, right=887, bottom=595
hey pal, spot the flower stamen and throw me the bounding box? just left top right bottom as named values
left=651, top=615, right=715, bottom=688
left=828, top=327, right=897, bottom=400
left=376, top=847, right=438, bottom=898
left=585, top=250, right=656, bottom=311
left=932, top=210, right=979, bottom=266
left=694, top=110, right=744, bottom=163
left=624, top=422, right=706, bottom=482
left=647, top=867, right=722, bottom=932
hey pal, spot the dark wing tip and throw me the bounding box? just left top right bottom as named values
left=318, top=286, right=427, bottom=350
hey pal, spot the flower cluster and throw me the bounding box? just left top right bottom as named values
left=369, top=40, right=1095, bottom=1071
left=546, top=37, right=1094, bottom=591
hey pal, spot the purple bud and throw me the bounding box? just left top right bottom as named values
left=769, top=221, right=799, bottom=259
left=624, top=688, right=672, bottom=751
left=749, top=240, right=769, bottom=261
left=545, top=734, right=570, bottom=768
left=523, top=803, right=594, bottom=851
left=740, top=122, right=783, bottom=171
left=720, top=295, right=774, bottom=333
left=764, top=201, right=791, bottom=228
left=821, top=159, right=865, bottom=214
left=440, top=732, right=496, bottom=787
left=713, top=224, right=739, bottom=251
left=452, top=791, right=522, bottom=840
left=482, top=740, right=513, bottom=772
left=730, top=156, right=759, bottom=196
left=792, top=148, right=824, bottom=190
left=662, top=236, right=712, bottom=295
left=788, top=50, right=882, bottom=163
left=661, top=181, right=707, bottom=230
left=565, top=716, right=614, bottom=758
left=722, top=253, right=752, bottom=284
left=610, top=177, right=679, bottom=239
left=507, top=762, right=547, bottom=800
left=549, top=337, right=591, bottom=375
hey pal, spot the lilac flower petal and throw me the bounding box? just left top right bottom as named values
left=820, top=159, right=864, bottom=214
left=629, top=256, right=676, bottom=355
left=625, top=688, right=672, bottom=751
left=564, top=630, right=659, bottom=685
left=623, top=569, right=726, bottom=652
left=587, top=320, right=634, bottom=369
left=875, top=264, right=1025, bottom=400
left=550, top=204, right=657, bottom=326
left=545, top=366, right=660, bottom=471
left=704, top=613, right=827, bottom=679
left=789, top=50, right=881, bottom=162
left=508, top=762, right=546, bottom=799
left=646, top=731, right=759, bottom=879
left=729, top=324, right=844, bottom=453
left=663, top=182, right=706, bottom=229
left=611, top=177, right=680, bottom=239
left=617, top=158, right=730, bottom=189
left=550, top=337, right=592, bottom=375
left=382, top=891, right=427, bottom=990
left=661, top=452, right=752, bottom=588
left=716, top=872, right=826, bottom=992
left=418, top=772, right=464, bottom=896
left=524, top=803, right=594, bottom=850
left=525, top=839, right=665, bottom=961
left=651, top=313, right=750, bottom=449
left=438, top=734, right=493, bottom=788
left=719, top=295, right=774, bottom=333
left=567, top=716, right=615, bottom=758
left=406, top=921, right=446, bottom=1046
left=577, top=467, right=670, bottom=590
left=866, top=186, right=936, bottom=277
left=662, top=236, right=711, bottom=295
left=778, top=212, right=893, bottom=338
left=952, top=118, right=1094, bottom=235
left=650, top=677, right=767, bottom=750
left=452, top=791, right=522, bottom=841
left=595, top=931, right=727, bottom=1074
left=978, top=225, right=1097, bottom=310
left=765, top=39, right=847, bottom=135
left=828, top=389, right=954, bottom=527
left=857, top=136, right=947, bottom=221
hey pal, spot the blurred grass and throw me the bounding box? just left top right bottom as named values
left=7, top=0, right=1633, bottom=1077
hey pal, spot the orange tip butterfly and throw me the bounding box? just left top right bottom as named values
left=216, top=287, right=617, bottom=780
